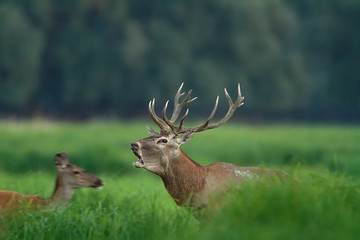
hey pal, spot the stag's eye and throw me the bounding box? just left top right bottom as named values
left=158, top=138, right=168, bottom=144
left=73, top=170, right=80, bottom=175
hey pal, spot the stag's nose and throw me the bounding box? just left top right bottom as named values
left=131, top=143, right=139, bottom=152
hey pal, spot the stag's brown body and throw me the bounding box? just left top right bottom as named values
left=0, top=153, right=103, bottom=212
left=131, top=83, right=285, bottom=209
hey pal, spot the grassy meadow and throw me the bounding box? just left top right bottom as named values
left=0, top=121, right=360, bottom=239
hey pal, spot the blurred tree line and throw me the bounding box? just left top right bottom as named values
left=0, top=0, right=359, bottom=121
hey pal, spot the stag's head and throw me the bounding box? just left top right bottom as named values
left=130, top=83, right=244, bottom=176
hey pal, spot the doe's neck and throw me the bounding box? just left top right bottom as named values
left=49, top=174, right=74, bottom=206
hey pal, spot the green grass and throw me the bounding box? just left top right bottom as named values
left=0, top=121, right=360, bottom=239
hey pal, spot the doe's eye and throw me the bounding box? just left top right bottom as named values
left=73, top=170, right=80, bottom=174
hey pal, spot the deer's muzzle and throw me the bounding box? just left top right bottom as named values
left=91, top=179, right=104, bottom=189
left=131, top=142, right=145, bottom=168
left=131, top=143, right=139, bottom=152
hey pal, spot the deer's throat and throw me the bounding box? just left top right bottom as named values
left=49, top=175, right=74, bottom=205
left=161, top=150, right=205, bottom=205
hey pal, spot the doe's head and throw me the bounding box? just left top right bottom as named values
left=54, top=152, right=103, bottom=189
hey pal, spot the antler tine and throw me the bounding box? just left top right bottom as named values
left=179, top=83, right=244, bottom=134
left=238, top=83, right=242, bottom=98
left=170, top=83, right=185, bottom=122
left=205, top=83, right=244, bottom=130
left=202, top=96, right=219, bottom=127
left=162, top=100, right=177, bottom=131
left=224, top=88, right=233, bottom=106
left=182, top=96, right=219, bottom=133
left=148, top=99, right=170, bottom=132
left=163, top=100, right=191, bottom=134
left=163, top=105, right=189, bottom=134
left=170, top=83, right=197, bottom=123
left=175, top=83, right=185, bottom=100
left=178, top=108, right=189, bottom=131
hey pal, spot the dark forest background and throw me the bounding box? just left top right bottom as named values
left=0, top=0, right=359, bottom=121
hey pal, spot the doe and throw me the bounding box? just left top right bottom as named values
left=0, top=152, right=103, bottom=211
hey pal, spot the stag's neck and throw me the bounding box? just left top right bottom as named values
left=48, top=174, right=74, bottom=206
left=161, top=149, right=205, bottom=206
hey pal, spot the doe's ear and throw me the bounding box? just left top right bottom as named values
left=176, top=131, right=195, bottom=145
left=54, top=152, right=70, bottom=169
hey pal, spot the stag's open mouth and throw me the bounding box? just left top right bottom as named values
left=133, top=152, right=145, bottom=168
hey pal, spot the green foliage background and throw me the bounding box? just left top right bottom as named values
left=0, top=0, right=359, bottom=120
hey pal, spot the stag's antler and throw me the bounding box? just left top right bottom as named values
left=187, top=84, right=244, bottom=133
left=149, top=99, right=170, bottom=133
left=149, top=83, right=244, bottom=135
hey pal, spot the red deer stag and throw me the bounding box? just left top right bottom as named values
left=130, top=83, right=285, bottom=209
left=0, top=153, right=103, bottom=212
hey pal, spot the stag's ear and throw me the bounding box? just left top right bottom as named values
left=54, top=152, right=70, bottom=169
left=146, top=125, right=158, bottom=136
left=176, top=131, right=195, bottom=145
